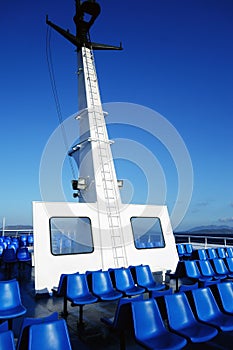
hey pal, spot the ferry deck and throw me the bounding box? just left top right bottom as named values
left=2, top=237, right=233, bottom=349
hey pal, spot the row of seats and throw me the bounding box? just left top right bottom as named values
left=0, top=247, right=31, bottom=265
left=192, top=247, right=233, bottom=260
left=53, top=265, right=168, bottom=323
left=170, top=258, right=233, bottom=291
left=0, top=235, right=33, bottom=250
left=176, top=243, right=193, bottom=259
left=102, top=282, right=233, bottom=349
left=177, top=244, right=233, bottom=261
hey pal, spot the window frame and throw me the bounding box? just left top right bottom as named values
left=130, top=216, right=165, bottom=250
left=49, top=216, right=94, bottom=256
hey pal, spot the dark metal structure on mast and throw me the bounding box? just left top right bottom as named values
left=46, top=0, right=122, bottom=51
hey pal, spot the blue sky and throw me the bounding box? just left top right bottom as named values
left=0, top=0, right=232, bottom=230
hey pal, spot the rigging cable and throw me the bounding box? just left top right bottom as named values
left=45, top=26, right=76, bottom=180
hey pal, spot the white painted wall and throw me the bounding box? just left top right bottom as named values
left=33, top=201, right=178, bottom=294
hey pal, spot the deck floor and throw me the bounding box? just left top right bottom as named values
left=2, top=262, right=233, bottom=349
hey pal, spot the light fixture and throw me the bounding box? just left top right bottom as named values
left=77, top=177, right=87, bottom=190
left=117, top=180, right=123, bottom=189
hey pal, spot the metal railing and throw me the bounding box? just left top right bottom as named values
left=0, top=229, right=33, bottom=237
left=174, top=233, right=233, bottom=249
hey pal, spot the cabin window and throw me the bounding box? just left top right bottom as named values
left=49, top=217, right=93, bottom=255
left=131, top=217, right=165, bottom=249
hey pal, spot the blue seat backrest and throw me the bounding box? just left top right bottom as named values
left=198, top=249, right=208, bottom=260
left=114, top=268, right=135, bottom=290
left=192, top=287, right=221, bottom=319
left=216, top=282, right=233, bottom=313
left=92, top=271, right=114, bottom=294
left=0, top=244, right=4, bottom=256
left=185, top=244, right=193, bottom=254
left=226, top=247, right=233, bottom=258
left=0, top=279, right=23, bottom=311
left=184, top=261, right=201, bottom=279
left=135, top=265, right=154, bottom=286
left=28, top=319, right=72, bottom=350
left=17, top=247, right=31, bottom=260
left=198, top=260, right=215, bottom=277
left=131, top=299, right=165, bottom=338
left=165, top=292, right=196, bottom=329
left=0, top=330, right=15, bottom=350
left=212, top=258, right=228, bottom=274
left=67, top=273, right=90, bottom=299
left=0, top=321, right=8, bottom=332
left=207, top=248, right=218, bottom=259
left=17, top=312, right=59, bottom=350
left=225, top=258, right=233, bottom=273
left=177, top=244, right=185, bottom=255
left=217, top=247, right=226, bottom=259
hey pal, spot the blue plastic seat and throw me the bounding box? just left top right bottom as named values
left=91, top=270, right=123, bottom=301
left=211, top=258, right=233, bottom=279
left=165, top=292, right=218, bottom=343
left=194, top=249, right=208, bottom=260
left=224, top=257, right=233, bottom=274
left=7, top=244, right=17, bottom=252
left=184, top=260, right=216, bottom=287
left=131, top=299, right=187, bottom=349
left=1, top=241, right=7, bottom=250
left=2, top=248, right=17, bottom=264
left=66, top=273, right=98, bottom=324
left=101, top=295, right=143, bottom=350
left=17, top=247, right=31, bottom=264
left=185, top=243, right=193, bottom=256
left=197, top=260, right=222, bottom=282
left=216, top=282, right=233, bottom=314
left=192, top=287, right=233, bottom=331
left=0, top=279, right=27, bottom=329
left=226, top=247, right=233, bottom=258
left=28, top=319, right=72, bottom=350
left=27, top=235, right=34, bottom=246
left=53, top=272, right=79, bottom=316
left=0, top=330, right=16, bottom=350
left=177, top=244, right=186, bottom=259
left=3, top=237, right=11, bottom=245
left=217, top=247, right=227, bottom=259
left=0, top=321, right=8, bottom=332
left=19, top=235, right=27, bottom=247
left=17, top=312, right=59, bottom=350
left=113, top=267, right=145, bottom=296
left=12, top=241, right=19, bottom=251
left=0, top=243, right=4, bottom=257
left=207, top=248, right=218, bottom=259
left=133, top=265, right=166, bottom=297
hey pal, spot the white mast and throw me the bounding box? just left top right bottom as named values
left=46, top=0, right=127, bottom=267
